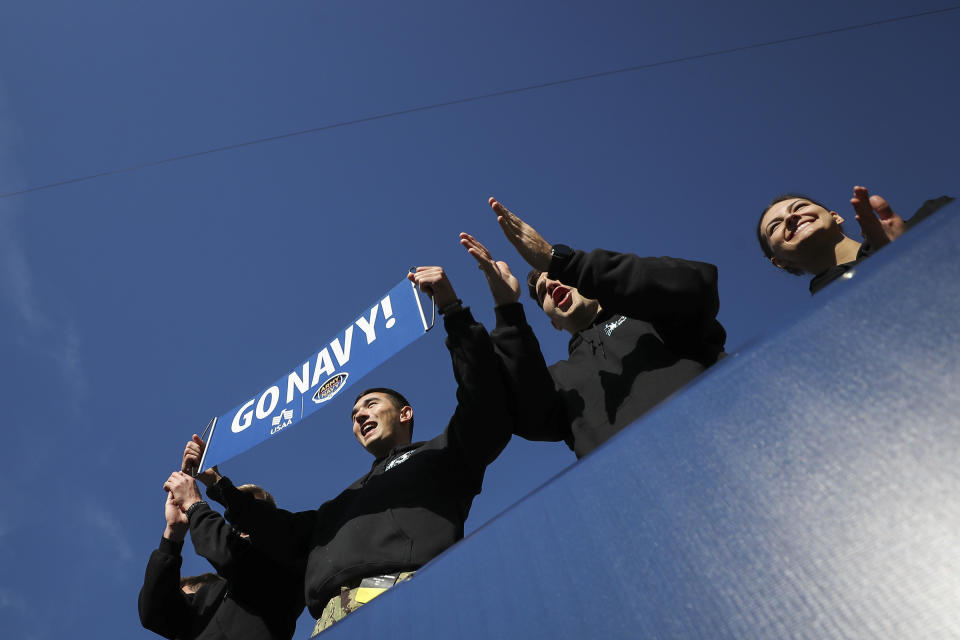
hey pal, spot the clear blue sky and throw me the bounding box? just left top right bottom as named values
left=0, top=2, right=956, bottom=638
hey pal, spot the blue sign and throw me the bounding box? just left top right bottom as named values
left=199, top=278, right=432, bottom=469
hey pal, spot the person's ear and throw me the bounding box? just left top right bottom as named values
left=770, top=255, right=787, bottom=270
left=832, top=211, right=844, bottom=225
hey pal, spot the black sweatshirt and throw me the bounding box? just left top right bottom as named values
left=492, top=249, right=726, bottom=458
left=138, top=502, right=304, bottom=640
left=207, top=307, right=513, bottom=617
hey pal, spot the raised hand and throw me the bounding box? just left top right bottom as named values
left=163, top=491, right=189, bottom=541
left=407, top=266, right=458, bottom=309
left=851, top=185, right=907, bottom=250
left=164, top=471, right=204, bottom=512
left=182, top=434, right=221, bottom=487
left=489, top=197, right=552, bottom=271
left=459, top=232, right=521, bottom=306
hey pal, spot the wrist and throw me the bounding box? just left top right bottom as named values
left=437, top=298, right=463, bottom=315
left=547, top=244, right=575, bottom=276
left=164, top=523, right=187, bottom=542
left=198, top=470, right=221, bottom=488
left=185, top=500, right=209, bottom=520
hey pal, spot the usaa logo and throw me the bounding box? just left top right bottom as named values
left=313, top=372, right=349, bottom=404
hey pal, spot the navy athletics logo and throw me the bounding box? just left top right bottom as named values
left=312, top=372, right=349, bottom=404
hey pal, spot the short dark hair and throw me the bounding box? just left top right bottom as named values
left=757, top=193, right=832, bottom=277
left=237, top=484, right=276, bottom=508
left=526, top=269, right=544, bottom=305
left=180, top=573, right=220, bottom=594
left=353, top=387, right=414, bottom=436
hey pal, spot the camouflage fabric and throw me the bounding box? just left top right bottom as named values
left=311, top=572, right=415, bottom=636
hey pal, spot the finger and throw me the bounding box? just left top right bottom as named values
left=192, top=434, right=206, bottom=448
left=463, top=235, right=493, bottom=260
left=869, top=195, right=899, bottom=221
left=460, top=232, right=488, bottom=253
left=463, top=245, right=490, bottom=267
left=851, top=187, right=882, bottom=230
left=490, top=198, right=518, bottom=228
left=468, top=249, right=498, bottom=275
left=470, top=235, right=492, bottom=256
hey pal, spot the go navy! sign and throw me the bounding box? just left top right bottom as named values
left=199, top=278, right=432, bottom=470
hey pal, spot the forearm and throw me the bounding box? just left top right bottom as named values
left=491, top=303, right=567, bottom=442
left=207, top=476, right=310, bottom=568
left=138, top=539, right=191, bottom=637
left=187, top=501, right=246, bottom=575
left=554, top=249, right=720, bottom=321
left=444, top=306, right=514, bottom=465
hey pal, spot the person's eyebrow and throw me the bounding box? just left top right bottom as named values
left=352, top=397, right=379, bottom=417
left=789, top=199, right=807, bottom=213
left=765, top=214, right=782, bottom=234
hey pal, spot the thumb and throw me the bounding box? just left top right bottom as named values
left=869, top=195, right=898, bottom=220
left=496, top=261, right=513, bottom=276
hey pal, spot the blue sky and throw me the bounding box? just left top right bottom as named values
left=0, top=2, right=956, bottom=638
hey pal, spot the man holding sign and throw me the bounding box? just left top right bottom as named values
left=171, top=266, right=514, bottom=635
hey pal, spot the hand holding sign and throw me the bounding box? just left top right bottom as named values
left=183, top=435, right=221, bottom=487
left=408, top=266, right=458, bottom=309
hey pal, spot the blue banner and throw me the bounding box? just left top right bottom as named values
left=199, top=278, right=431, bottom=469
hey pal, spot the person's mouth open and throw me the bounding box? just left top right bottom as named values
left=360, top=422, right=378, bottom=439
left=552, top=286, right=572, bottom=311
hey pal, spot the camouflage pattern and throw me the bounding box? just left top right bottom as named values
left=311, top=572, right=415, bottom=636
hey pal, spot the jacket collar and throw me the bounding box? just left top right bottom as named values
left=568, top=308, right=618, bottom=354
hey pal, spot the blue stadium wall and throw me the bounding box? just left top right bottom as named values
left=320, top=205, right=960, bottom=639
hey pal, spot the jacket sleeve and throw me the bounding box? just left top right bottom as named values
left=137, top=537, right=193, bottom=639
left=489, top=302, right=570, bottom=443
left=206, top=476, right=316, bottom=572
left=186, top=501, right=252, bottom=582
left=441, top=307, right=515, bottom=477
left=553, top=249, right=720, bottom=325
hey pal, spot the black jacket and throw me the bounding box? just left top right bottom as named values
left=810, top=195, right=955, bottom=294
left=492, top=249, right=726, bottom=458
left=207, top=307, right=513, bottom=617
left=138, top=503, right=304, bottom=640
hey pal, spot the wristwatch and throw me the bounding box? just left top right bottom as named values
left=548, top=243, right=575, bottom=275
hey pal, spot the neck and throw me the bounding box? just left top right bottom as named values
left=795, top=236, right=861, bottom=275
left=834, top=237, right=862, bottom=265
left=564, top=302, right=603, bottom=335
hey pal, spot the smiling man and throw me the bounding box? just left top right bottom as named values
left=461, top=198, right=726, bottom=459
left=351, top=388, right=413, bottom=457
left=174, top=266, right=513, bottom=635
left=757, top=186, right=955, bottom=294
